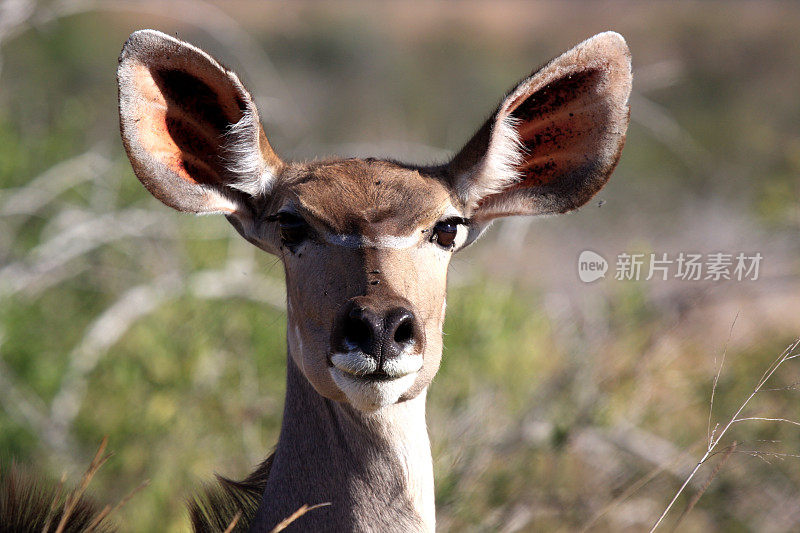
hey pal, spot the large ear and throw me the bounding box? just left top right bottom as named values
left=117, top=29, right=283, bottom=217
left=446, top=32, right=631, bottom=222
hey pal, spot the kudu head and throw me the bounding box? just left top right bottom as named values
left=118, top=30, right=631, bottom=412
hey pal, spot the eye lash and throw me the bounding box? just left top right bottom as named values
left=440, top=216, right=468, bottom=226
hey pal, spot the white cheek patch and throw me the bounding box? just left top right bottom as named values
left=323, top=232, right=422, bottom=250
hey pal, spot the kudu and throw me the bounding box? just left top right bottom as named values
left=116, top=29, right=630, bottom=531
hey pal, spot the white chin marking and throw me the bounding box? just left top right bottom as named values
left=330, top=368, right=418, bottom=412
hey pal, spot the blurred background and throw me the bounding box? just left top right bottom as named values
left=1, top=1, right=799, bottom=531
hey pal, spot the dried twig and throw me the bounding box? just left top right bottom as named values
left=650, top=338, right=800, bottom=531
left=54, top=437, right=111, bottom=533
left=41, top=472, right=68, bottom=533
left=270, top=503, right=331, bottom=533
left=672, top=442, right=738, bottom=531
left=222, top=510, right=242, bottom=533
left=101, top=478, right=150, bottom=526
left=83, top=478, right=150, bottom=532
left=731, top=417, right=800, bottom=428
left=708, top=312, right=738, bottom=449
left=83, top=505, right=111, bottom=533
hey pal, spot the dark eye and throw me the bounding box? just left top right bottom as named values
left=272, top=212, right=309, bottom=246
left=431, top=218, right=463, bottom=248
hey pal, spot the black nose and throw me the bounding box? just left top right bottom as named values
left=333, top=300, right=419, bottom=364
left=385, top=308, right=416, bottom=357
left=341, top=305, right=382, bottom=355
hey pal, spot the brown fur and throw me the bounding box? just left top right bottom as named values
left=115, top=29, right=632, bottom=532
left=282, top=159, right=457, bottom=236
left=249, top=359, right=431, bottom=532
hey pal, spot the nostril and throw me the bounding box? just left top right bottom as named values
left=343, top=312, right=372, bottom=351
left=334, top=303, right=418, bottom=361
left=393, top=317, right=414, bottom=345
left=386, top=309, right=416, bottom=354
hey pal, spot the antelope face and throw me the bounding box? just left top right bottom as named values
left=255, top=159, right=463, bottom=410
left=118, top=30, right=631, bottom=412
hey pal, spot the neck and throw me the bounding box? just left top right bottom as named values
left=250, top=355, right=435, bottom=532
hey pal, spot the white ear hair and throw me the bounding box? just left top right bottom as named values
left=456, top=115, right=525, bottom=207
left=447, top=31, right=632, bottom=220
left=118, top=29, right=283, bottom=214
left=223, top=110, right=275, bottom=197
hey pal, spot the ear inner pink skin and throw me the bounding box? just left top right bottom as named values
left=449, top=32, right=631, bottom=220
left=118, top=29, right=283, bottom=215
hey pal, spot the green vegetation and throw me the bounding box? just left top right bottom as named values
left=1, top=3, right=798, bottom=531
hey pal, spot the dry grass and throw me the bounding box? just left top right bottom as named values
left=1, top=1, right=799, bottom=531
left=46, top=437, right=148, bottom=533
left=268, top=503, right=331, bottom=533
left=53, top=437, right=111, bottom=533
left=650, top=338, right=800, bottom=531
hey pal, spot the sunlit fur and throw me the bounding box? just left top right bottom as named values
left=112, top=29, right=631, bottom=531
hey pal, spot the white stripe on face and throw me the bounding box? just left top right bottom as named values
left=323, top=232, right=423, bottom=250
left=319, top=206, right=466, bottom=250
